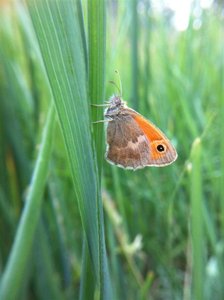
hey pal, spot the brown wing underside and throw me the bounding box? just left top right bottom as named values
left=106, top=115, right=150, bottom=169
left=105, top=110, right=177, bottom=169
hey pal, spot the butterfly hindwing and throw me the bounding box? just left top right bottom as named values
left=129, top=110, right=177, bottom=166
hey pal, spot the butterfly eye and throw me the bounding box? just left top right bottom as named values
left=157, top=144, right=166, bottom=152
left=115, top=96, right=121, bottom=105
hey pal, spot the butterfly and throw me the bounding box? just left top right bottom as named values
left=104, top=95, right=177, bottom=170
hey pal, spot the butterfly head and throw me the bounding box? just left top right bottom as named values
left=105, top=95, right=126, bottom=118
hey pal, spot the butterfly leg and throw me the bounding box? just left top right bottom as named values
left=91, top=103, right=110, bottom=107
left=92, top=119, right=112, bottom=124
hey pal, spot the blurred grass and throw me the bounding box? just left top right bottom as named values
left=190, top=138, right=203, bottom=300
left=130, top=0, right=139, bottom=110
left=0, top=1, right=224, bottom=299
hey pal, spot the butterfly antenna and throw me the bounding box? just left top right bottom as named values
left=109, top=80, right=121, bottom=96
left=115, top=70, right=122, bottom=97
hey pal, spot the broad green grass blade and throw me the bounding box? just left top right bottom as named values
left=0, top=105, right=55, bottom=300
left=79, top=0, right=112, bottom=298
left=88, top=0, right=106, bottom=173
left=26, top=1, right=112, bottom=298
left=87, top=1, right=112, bottom=298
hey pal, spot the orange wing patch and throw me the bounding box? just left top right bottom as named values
left=132, top=114, right=172, bottom=160
left=133, top=114, right=165, bottom=141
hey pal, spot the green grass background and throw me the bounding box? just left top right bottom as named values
left=0, top=1, right=223, bottom=299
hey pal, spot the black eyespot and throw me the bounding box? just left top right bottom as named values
left=157, top=144, right=165, bottom=152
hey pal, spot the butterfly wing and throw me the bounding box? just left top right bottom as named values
left=106, top=115, right=151, bottom=169
left=129, top=109, right=177, bottom=166
left=106, top=108, right=177, bottom=169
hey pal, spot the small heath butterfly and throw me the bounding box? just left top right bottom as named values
left=104, top=95, right=177, bottom=170
left=93, top=72, right=177, bottom=170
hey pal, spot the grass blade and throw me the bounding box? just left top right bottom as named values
left=87, top=1, right=112, bottom=298
left=88, top=0, right=106, bottom=172
left=130, top=0, right=139, bottom=110
left=190, top=138, right=204, bottom=300
left=26, top=1, right=112, bottom=298
left=0, top=105, right=55, bottom=300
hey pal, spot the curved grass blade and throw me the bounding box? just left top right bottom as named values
left=26, top=1, right=112, bottom=298
left=0, top=105, right=55, bottom=300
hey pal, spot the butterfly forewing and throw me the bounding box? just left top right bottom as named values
left=106, top=115, right=151, bottom=169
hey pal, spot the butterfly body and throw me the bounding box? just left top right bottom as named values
left=104, top=95, right=177, bottom=170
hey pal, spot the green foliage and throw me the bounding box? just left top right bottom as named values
left=0, top=1, right=224, bottom=300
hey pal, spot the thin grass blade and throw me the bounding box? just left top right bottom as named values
left=0, top=105, right=55, bottom=300
left=190, top=138, right=204, bottom=300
